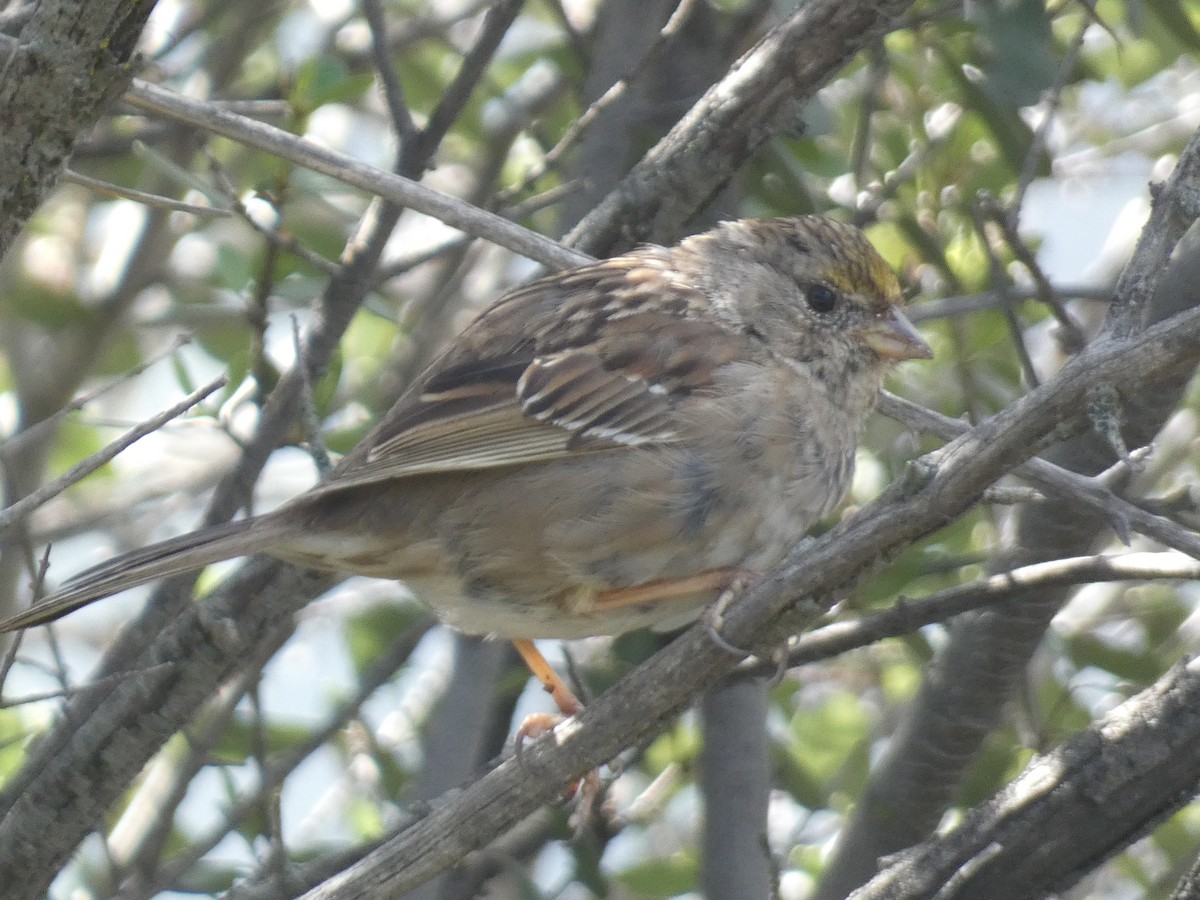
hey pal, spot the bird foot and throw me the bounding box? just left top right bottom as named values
left=700, top=568, right=758, bottom=658
left=514, top=712, right=605, bottom=836
left=510, top=640, right=607, bottom=835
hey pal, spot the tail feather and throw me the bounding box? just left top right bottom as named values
left=0, top=516, right=285, bottom=633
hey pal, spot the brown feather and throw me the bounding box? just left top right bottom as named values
left=320, top=253, right=747, bottom=489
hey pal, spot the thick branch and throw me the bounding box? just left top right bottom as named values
left=851, top=657, right=1200, bottom=899
left=0, top=0, right=155, bottom=258
left=567, top=0, right=916, bottom=254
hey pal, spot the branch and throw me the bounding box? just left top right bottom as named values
left=1106, top=125, right=1200, bottom=337
left=851, top=657, right=1200, bottom=898
left=757, top=552, right=1200, bottom=673
left=0, top=376, right=227, bottom=537
left=815, top=212, right=1200, bottom=897
left=120, top=81, right=589, bottom=272
left=0, top=0, right=153, bottom=257
left=880, top=393, right=1200, bottom=559
left=566, top=0, right=917, bottom=253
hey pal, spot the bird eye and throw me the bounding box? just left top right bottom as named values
left=806, top=284, right=838, bottom=313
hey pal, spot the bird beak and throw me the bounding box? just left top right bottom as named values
left=862, top=307, right=933, bottom=361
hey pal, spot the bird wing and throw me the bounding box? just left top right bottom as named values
left=308, top=258, right=747, bottom=493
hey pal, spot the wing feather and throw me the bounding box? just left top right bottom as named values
left=312, top=252, right=751, bottom=495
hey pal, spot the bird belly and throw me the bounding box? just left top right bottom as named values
left=277, top=392, right=857, bottom=641
left=431, top=437, right=849, bottom=638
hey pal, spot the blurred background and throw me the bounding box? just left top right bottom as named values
left=2, top=0, right=1200, bottom=897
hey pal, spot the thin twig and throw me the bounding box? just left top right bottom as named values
left=1010, top=20, right=1086, bottom=219
left=122, top=618, right=433, bottom=899
left=849, top=40, right=888, bottom=193
left=293, top=315, right=332, bottom=479
left=907, top=284, right=1110, bottom=323
left=741, top=552, right=1200, bottom=676
left=206, top=153, right=341, bottom=276
left=970, top=199, right=1043, bottom=387
left=979, top=192, right=1086, bottom=352
left=373, top=233, right=473, bottom=285
left=982, top=484, right=1047, bottom=505
left=360, top=0, right=418, bottom=148
left=249, top=680, right=289, bottom=891
left=0, top=376, right=227, bottom=536
left=415, top=0, right=525, bottom=160
left=121, top=80, right=590, bottom=271
left=60, top=169, right=232, bottom=217
left=0, top=335, right=194, bottom=455
left=879, top=391, right=1200, bottom=559
left=111, top=631, right=290, bottom=900
left=498, top=0, right=700, bottom=205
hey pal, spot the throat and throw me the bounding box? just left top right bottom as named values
left=789, top=354, right=884, bottom=418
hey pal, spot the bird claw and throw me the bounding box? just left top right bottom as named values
left=700, top=571, right=757, bottom=659
left=567, top=769, right=604, bottom=837
left=514, top=713, right=606, bottom=838
left=767, top=643, right=790, bottom=686
left=703, top=605, right=750, bottom=657
left=514, top=712, right=562, bottom=767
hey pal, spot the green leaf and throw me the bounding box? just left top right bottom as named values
left=291, top=56, right=372, bottom=114
left=49, top=417, right=107, bottom=479
left=779, top=691, right=871, bottom=807
left=347, top=796, right=386, bottom=839
left=1064, top=633, right=1165, bottom=686
left=974, top=0, right=1060, bottom=107
left=644, top=719, right=701, bottom=773
left=615, top=851, right=699, bottom=897
left=209, top=718, right=314, bottom=765
left=0, top=709, right=29, bottom=780
left=1144, top=0, right=1200, bottom=55
left=190, top=309, right=252, bottom=385
left=344, top=603, right=424, bottom=675
left=95, top=330, right=142, bottom=377
left=6, top=283, right=91, bottom=329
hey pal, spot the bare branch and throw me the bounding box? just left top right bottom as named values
left=121, top=81, right=589, bottom=272
left=852, top=658, right=1200, bottom=898
left=1106, top=127, right=1200, bottom=337
left=0, top=376, right=227, bottom=537
left=880, top=392, right=1200, bottom=560
left=567, top=0, right=917, bottom=253
left=746, top=552, right=1200, bottom=675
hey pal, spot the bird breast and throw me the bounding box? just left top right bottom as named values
left=419, top=358, right=867, bottom=639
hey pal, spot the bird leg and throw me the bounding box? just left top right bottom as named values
left=512, top=637, right=584, bottom=720
left=699, top=568, right=759, bottom=657
left=511, top=638, right=601, bottom=829
left=510, top=568, right=756, bottom=828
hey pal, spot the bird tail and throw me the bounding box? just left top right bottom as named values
left=0, top=516, right=287, bottom=633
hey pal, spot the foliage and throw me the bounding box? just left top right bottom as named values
left=1, top=0, right=1199, bottom=897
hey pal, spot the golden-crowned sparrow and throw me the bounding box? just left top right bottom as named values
left=0, top=216, right=930, bottom=707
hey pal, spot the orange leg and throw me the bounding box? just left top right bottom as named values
left=510, top=569, right=757, bottom=828
left=512, top=567, right=756, bottom=723
left=512, top=638, right=583, bottom=718
left=511, top=638, right=599, bottom=827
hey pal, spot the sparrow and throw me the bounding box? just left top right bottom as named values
left=0, top=215, right=931, bottom=719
